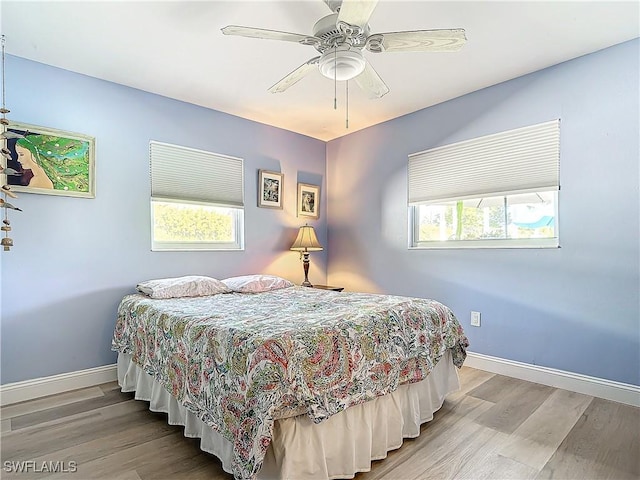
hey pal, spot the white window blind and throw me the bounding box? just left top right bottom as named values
left=150, top=141, right=244, bottom=207
left=408, top=119, right=560, bottom=204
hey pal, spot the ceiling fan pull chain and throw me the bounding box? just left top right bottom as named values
left=345, top=80, right=349, bottom=129
left=333, top=46, right=337, bottom=110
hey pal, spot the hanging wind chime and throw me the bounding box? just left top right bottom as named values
left=0, top=35, right=22, bottom=251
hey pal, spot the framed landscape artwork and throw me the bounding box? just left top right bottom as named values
left=258, top=170, right=284, bottom=209
left=5, top=122, right=96, bottom=198
left=297, top=183, right=320, bottom=219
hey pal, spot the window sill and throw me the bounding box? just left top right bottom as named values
left=410, top=238, right=560, bottom=249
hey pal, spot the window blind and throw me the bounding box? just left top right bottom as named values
left=150, top=141, right=244, bottom=207
left=408, top=119, right=560, bottom=204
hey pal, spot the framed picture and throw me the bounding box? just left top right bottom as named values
left=4, top=122, right=96, bottom=198
left=297, top=183, right=320, bottom=219
left=258, top=170, right=284, bottom=209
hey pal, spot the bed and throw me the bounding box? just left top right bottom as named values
left=112, top=279, right=468, bottom=480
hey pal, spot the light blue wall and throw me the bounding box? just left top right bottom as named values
left=3, top=40, right=639, bottom=387
left=327, top=39, right=640, bottom=386
left=0, top=56, right=327, bottom=384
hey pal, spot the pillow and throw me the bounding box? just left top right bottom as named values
left=136, top=275, right=231, bottom=299
left=222, top=274, right=293, bottom=293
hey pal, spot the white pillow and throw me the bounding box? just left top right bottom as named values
left=222, top=274, right=293, bottom=293
left=136, top=275, right=231, bottom=299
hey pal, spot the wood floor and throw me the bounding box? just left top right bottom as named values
left=1, top=367, right=638, bottom=480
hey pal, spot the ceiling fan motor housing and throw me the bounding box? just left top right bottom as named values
left=312, top=13, right=370, bottom=51
left=313, top=13, right=369, bottom=81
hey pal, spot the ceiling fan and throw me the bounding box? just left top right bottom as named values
left=221, top=0, right=466, bottom=99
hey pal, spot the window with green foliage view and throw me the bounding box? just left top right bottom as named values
left=412, top=191, right=558, bottom=248
left=408, top=120, right=560, bottom=249
left=151, top=200, right=243, bottom=250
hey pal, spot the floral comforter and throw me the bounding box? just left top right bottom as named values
left=111, top=286, right=469, bottom=479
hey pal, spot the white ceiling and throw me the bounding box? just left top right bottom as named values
left=2, top=1, right=638, bottom=141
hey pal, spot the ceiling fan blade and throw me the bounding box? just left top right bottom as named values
left=354, top=62, right=389, bottom=99
left=337, top=0, right=379, bottom=29
left=367, top=29, right=467, bottom=53
left=221, top=25, right=317, bottom=45
left=322, top=0, right=343, bottom=13
left=268, top=57, right=320, bottom=94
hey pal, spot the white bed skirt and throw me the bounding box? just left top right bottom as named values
left=117, top=351, right=459, bottom=479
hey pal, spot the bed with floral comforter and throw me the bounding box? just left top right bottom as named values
left=111, top=286, right=468, bottom=480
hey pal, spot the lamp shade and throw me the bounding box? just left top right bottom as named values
left=290, top=225, right=323, bottom=252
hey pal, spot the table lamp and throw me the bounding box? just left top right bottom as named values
left=290, top=225, right=323, bottom=287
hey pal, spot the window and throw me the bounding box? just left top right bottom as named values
left=150, top=141, right=244, bottom=251
left=414, top=191, right=558, bottom=248
left=409, top=120, right=560, bottom=249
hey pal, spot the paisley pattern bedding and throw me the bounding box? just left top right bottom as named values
left=111, top=286, right=468, bottom=479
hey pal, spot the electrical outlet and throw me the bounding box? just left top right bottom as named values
left=470, top=311, right=481, bottom=327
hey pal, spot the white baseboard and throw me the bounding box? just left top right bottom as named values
left=0, top=364, right=117, bottom=407
left=1, top=354, right=638, bottom=408
left=465, top=351, right=640, bottom=407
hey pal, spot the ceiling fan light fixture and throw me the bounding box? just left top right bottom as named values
left=319, top=47, right=365, bottom=81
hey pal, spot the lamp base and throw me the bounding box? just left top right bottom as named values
left=301, top=252, right=313, bottom=288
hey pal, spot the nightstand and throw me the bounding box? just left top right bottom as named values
left=310, top=285, right=344, bottom=292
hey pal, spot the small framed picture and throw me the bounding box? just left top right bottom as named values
left=258, top=170, right=284, bottom=209
left=297, top=183, right=320, bottom=219
left=5, top=122, right=96, bottom=198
